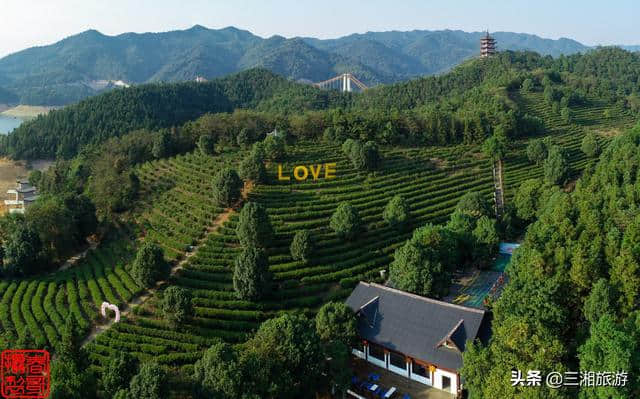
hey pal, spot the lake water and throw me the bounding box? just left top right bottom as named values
left=0, top=115, right=23, bottom=134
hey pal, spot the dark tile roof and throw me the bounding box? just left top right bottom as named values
left=345, top=282, right=488, bottom=370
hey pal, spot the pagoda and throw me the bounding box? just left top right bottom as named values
left=480, top=31, right=497, bottom=57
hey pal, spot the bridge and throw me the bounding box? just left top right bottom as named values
left=313, top=73, right=368, bottom=92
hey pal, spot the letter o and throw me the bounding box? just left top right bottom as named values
left=293, top=166, right=309, bottom=181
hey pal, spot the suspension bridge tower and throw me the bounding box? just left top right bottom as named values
left=313, top=73, right=368, bottom=93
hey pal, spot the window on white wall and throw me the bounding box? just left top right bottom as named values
left=412, top=361, right=429, bottom=378
left=369, top=344, right=385, bottom=361
left=389, top=352, right=405, bottom=369
left=442, top=376, right=451, bottom=391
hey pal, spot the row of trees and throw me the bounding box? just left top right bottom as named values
left=389, top=192, right=500, bottom=298
left=462, top=125, right=640, bottom=398
left=191, top=302, right=356, bottom=398
left=525, top=138, right=572, bottom=185
left=0, top=193, right=98, bottom=276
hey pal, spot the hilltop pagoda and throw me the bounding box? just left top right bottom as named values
left=480, top=31, right=497, bottom=57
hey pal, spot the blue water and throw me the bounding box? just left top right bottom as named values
left=0, top=115, right=23, bottom=134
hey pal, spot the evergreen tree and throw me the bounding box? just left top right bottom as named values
left=290, top=229, right=314, bottom=263
left=197, top=133, right=215, bottom=155
left=243, top=313, right=323, bottom=399
left=127, top=363, right=168, bottom=399
left=583, top=278, right=614, bottom=324
left=543, top=145, right=570, bottom=185
left=131, top=242, right=169, bottom=289
left=521, top=78, right=534, bottom=92
left=472, top=216, right=500, bottom=265
left=212, top=168, right=242, bottom=207
left=152, top=130, right=171, bottom=159
left=239, top=152, right=267, bottom=183
left=315, top=302, right=357, bottom=345
left=383, top=195, right=410, bottom=230
left=341, top=138, right=356, bottom=156
left=455, top=191, right=492, bottom=218
left=161, top=286, right=193, bottom=327
left=193, top=340, right=242, bottom=398
left=236, top=127, right=253, bottom=148
left=101, top=353, right=138, bottom=399
left=236, top=202, right=273, bottom=248
left=330, top=202, right=361, bottom=240
left=2, top=223, right=44, bottom=276
left=51, top=315, right=97, bottom=399
left=482, top=133, right=507, bottom=161
left=526, top=138, right=548, bottom=165
left=561, top=106, right=572, bottom=123
left=233, top=246, right=271, bottom=300
left=581, top=132, right=601, bottom=158
left=263, top=134, right=286, bottom=160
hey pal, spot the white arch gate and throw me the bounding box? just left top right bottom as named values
left=100, top=301, right=121, bottom=323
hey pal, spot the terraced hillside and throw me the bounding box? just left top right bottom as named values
left=502, top=90, right=636, bottom=200
left=84, top=97, right=638, bottom=375
left=0, top=152, right=241, bottom=354
left=85, top=141, right=496, bottom=373
left=0, top=236, right=141, bottom=351
left=3, top=92, right=635, bottom=393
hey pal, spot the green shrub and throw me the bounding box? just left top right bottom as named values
left=330, top=203, right=361, bottom=240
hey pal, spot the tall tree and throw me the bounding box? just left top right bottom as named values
left=198, top=133, right=216, bottom=155
left=2, top=223, right=44, bottom=276
left=330, top=202, right=361, bottom=240
left=212, top=168, right=242, bottom=207
left=160, top=286, right=193, bottom=327
left=482, top=133, right=507, bottom=161
left=130, top=242, right=169, bottom=289
left=383, top=195, right=410, bottom=230
left=193, top=340, right=243, bottom=398
left=127, top=363, right=169, bottom=399
left=239, top=152, right=267, bottom=183
left=233, top=246, right=271, bottom=300
left=101, top=353, right=138, bottom=399
left=315, top=302, right=357, bottom=345
left=526, top=139, right=548, bottom=165
left=581, top=132, right=601, bottom=158
left=236, top=202, right=273, bottom=248
left=290, top=229, right=314, bottom=263
left=242, top=313, right=323, bottom=399
left=263, top=134, right=286, bottom=161
left=543, top=145, right=569, bottom=186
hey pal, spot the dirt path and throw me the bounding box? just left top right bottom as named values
left=81, top=181, right=252, bottom=347
left=57, top=239, right=99, bottom=272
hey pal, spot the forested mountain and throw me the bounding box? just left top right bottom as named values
left=0, top=68, right=349, bottom=158
left=3, top=47, right=640, bottom=161
left=0, top=25, right=617, bottom=105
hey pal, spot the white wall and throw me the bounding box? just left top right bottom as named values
left=409, top=362, right=432, bottom=386
left=434, top=368, right=457, bottom=393
left=351, top=347, right=457, bottom=395
left=388, top=362, right=408, bottom=378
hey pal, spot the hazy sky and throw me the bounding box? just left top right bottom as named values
left=1, top=0, right=638, bottom=57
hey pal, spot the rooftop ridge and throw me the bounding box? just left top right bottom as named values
left=363, top=282, right=486, bottom=315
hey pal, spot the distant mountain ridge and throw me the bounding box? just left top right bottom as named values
left=0, top=25, right=634, bottom=105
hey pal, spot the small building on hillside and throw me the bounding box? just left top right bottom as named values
left=345, top=282, right=491, bottom=397
left=5, top=179, right=38, bottom=214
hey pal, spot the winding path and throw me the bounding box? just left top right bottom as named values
left=81, top=182, right=252, bottom=347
